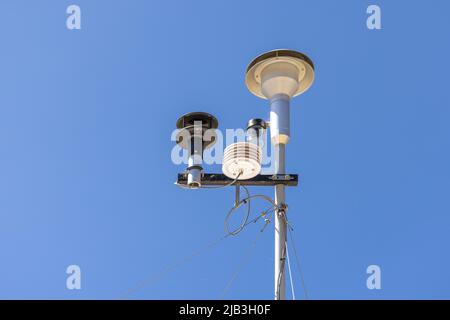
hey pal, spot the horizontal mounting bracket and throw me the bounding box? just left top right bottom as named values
left=176, top=173, right=298, bottom=187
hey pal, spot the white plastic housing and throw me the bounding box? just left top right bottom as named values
left=222, top=142, right=262, bottom=180
left=187, top=154, right=202, bottom=188
left=260, top=62, right=301, bottom=99
left=269, top=94, right=290, bottom=145
left=245, top=50, right=314, bottom=100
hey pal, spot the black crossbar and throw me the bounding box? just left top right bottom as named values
left=176, top=173, right=298, bottom=187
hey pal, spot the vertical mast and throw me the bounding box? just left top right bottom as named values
left=245, top=50, right=315, bottom=300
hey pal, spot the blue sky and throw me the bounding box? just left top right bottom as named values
left=0, top=0, right=449, bottom=299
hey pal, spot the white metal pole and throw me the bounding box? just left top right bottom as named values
left=274, top=144, right=287, bottom=300
left=270, top=94, right=290, bottom=300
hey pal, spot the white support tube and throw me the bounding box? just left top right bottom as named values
left=269, top=94, right=291, bottom=145
left=270, top=95, right=290, bottom=300
left=187, top=154, right=202, bottom=188
left=187, top=134, right=203, bottom=188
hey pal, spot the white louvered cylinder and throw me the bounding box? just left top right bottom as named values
left=222, top=142, right=262, bottom=180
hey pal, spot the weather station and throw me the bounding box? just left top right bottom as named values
left=174, top=49, right=315, bottom=300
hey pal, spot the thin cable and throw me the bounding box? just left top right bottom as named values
left=286, top=241, right=296, bottom=300
left=224, top=186, right=277, bottom=237
left=131, top=179, right=277, bottom=299
left=199, top=171, right=243, bottom=189
left=275, top=237, right=287, bottom=299
left=220, top=212, right=274, bottom=299
left=224, top=185, right=251, bottom=236
left=225, top=185, right=251, bottom=236
left=121, top=234, right=228, bottom=299
left=121, top=199, right=275, bottom=299
left=288, top=226, right=309, bottom=300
